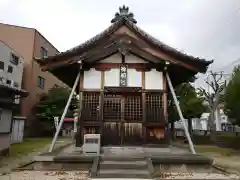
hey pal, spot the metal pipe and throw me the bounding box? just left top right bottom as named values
left=166, top=73, right=196, bottom=154
left=49, top=71, right=81, bottom=152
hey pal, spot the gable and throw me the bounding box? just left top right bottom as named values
left=99, top=53, right=147, bottom=63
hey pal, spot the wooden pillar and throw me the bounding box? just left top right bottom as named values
left=162, top=72, right=167, bottom=122
left=163, top=71, right=170, bottom=143
left=142, top=71, right=146, bottom=144
left=99, top=70, right=104, bottom=139
left=76, top=70, right=84, bottom=147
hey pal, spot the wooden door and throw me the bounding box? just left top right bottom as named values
left=102, top=93, right=143, bottom=145
left=102, top=94, right=122, bottom=145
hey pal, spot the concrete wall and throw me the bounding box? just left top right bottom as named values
left=0, top=109, right=12, bottom=133
left=0, top=109, right=12, bottom=155
left=0, top=41, right=24, bottom=88
left=0, top=134, right=11, bottom=155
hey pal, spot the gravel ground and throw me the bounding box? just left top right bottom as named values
left=0, top=171, right=238, bottom=180
left=157, top=172, right=239, bottom=179
left=0, top=171, right=89, bottom=180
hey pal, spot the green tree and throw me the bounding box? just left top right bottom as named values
left=224, top=65, right=240, bottom=125
left=34, top=86, right=78, bottom=132
left=168, top=83, right=207, bottom=138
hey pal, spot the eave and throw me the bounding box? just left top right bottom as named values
left=36, top=17, right=213, bottom=88
left=47, top=52, right=198, bottom=88
left=37, top=18, right=213, bottom=73
left=39, top=33, right=210, bottom=73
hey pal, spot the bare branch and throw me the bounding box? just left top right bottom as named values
left=216, top=71, right=223, bottom=83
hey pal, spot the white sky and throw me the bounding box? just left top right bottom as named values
left=1, top=0, right=240, bottom=87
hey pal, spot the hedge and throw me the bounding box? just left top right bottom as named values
left=182, top=132, right=240, bottom=149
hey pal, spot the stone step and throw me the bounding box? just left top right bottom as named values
left=100, top=160, right=148, bottom=170
left=101, top=155, right=145, bottom=162
left=98, top=169, right=150, bottom=179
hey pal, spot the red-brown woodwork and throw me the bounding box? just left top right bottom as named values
left=91, top=63, right=160, bottom=72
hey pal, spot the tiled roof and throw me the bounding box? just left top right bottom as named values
left=38, top=18, right=213, bottom=72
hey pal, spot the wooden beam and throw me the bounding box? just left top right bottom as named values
left=41, top=59, right=76, bottom=71
left=90, top=63, right=162, bottom=71
left=142, top=71, right=145, bottom=89
left=41, top=37, right=120, bottom=70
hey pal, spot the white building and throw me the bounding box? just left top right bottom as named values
left=0, top=40, right=27, bottom=155
left=0, top=40, right=24, bottom=90
left=174, top=110, right=229, bottom=132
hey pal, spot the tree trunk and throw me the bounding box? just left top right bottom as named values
left=209, top=111, right=216, bottom=141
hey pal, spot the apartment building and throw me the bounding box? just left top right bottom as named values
left=0, top=40, right=24, bottom=90
left=0, top=40, right=28, bottom=155
left=0, top=23, right=67, bottom=133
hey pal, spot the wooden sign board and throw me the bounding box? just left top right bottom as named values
left=119, top=64, right=127, bottom=87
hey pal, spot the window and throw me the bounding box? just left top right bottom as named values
left=8, top=66, right=13, bottom=73
left=6, top=79, right=11, bottom=85
left=0, top=61, right=4, bottom=70
left=40, top=47, right=48, bottom=57
left=37, top=76, right=45, bottom=89
left=10, top=53, right=19, bottom=65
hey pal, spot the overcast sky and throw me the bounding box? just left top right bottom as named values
left=0, top=0, right=240, bottom=87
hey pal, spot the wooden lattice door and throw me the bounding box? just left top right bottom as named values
left=103, top=93, right=143, bottom=145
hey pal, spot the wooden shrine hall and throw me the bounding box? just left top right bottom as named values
left=38, top=5, right=212, bottom=147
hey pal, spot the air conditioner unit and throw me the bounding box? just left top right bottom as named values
left=82, top=134, right=101, bottom=156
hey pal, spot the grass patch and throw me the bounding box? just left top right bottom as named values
left=9, top=138, right=51, bottom=157
left=195, top=145, right=234, bottom=156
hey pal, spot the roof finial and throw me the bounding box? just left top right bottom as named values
left=111, top=5, right=137, bottom=24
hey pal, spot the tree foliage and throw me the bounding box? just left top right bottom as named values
left=168, top=83, right=207, bottom=122
left=35, top=86, right=79, bottom=121
left=224, top=65, right=240, bottom=125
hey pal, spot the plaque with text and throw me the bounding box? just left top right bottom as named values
left=119, top=65, right=127, bottom=87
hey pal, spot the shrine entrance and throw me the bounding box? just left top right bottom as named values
left=102, top=93, right=143, bottom=145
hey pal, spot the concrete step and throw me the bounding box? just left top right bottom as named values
left=100, top=160, right=148, bottom=170
left=101, top=155, right=145, bottom=161
left=98, top=169, right=150, bottom=179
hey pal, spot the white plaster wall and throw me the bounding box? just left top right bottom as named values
left=83, top=68, right=101, bottom=89
left=145, top=69, right=163, bottom=89
left=127, top=69, right=142, bottom=87
left=104, top=68, right=142, bottom=87
left=104, top=68, right=120, bottom=86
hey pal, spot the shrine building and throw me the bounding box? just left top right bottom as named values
left=38, top=6, right=212, bottom=146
